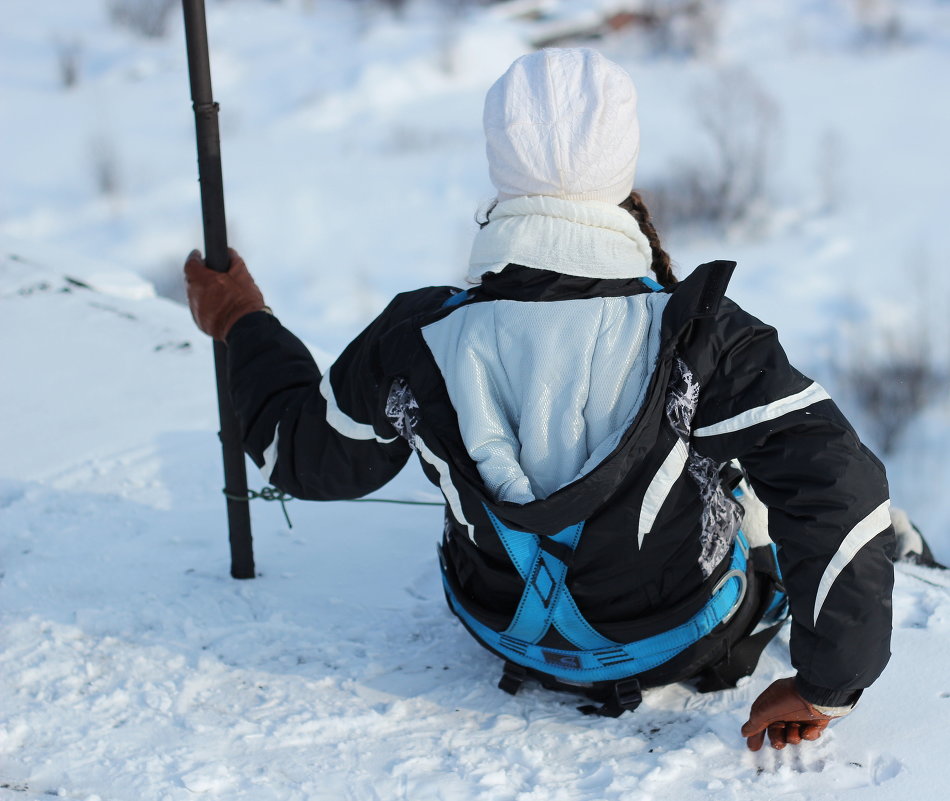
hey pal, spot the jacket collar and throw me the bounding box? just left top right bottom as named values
left=472, top=264, right=659, bottom=303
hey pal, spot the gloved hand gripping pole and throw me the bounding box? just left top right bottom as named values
left=182, top=0, right=255, bottom=579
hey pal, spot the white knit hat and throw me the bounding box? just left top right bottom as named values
left=483, top=48, right=640, bottom=204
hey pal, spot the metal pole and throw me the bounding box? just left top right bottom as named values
left=182, top=0, right=255, bottom=579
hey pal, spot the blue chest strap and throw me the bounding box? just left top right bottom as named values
left=442, top=507, right=750, bottom=684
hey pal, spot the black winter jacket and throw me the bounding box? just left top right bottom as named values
left=226, top=261, right=895, bottom=707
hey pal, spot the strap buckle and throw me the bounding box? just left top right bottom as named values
left=711, top=568, right=748, bottom=626
left=578, top=677, right=643, bottom=717
left=614, top=677, right=644, bottom=712
left=498, top=661, right=528, bottom=696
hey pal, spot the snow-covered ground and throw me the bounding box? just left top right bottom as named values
left=4, top=253, right=950, bottom=801
left=3, top=1, right=950, bottom=799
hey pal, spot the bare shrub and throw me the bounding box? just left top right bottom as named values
left=89, top=135, right=121, bottom=198
left=436, top=0, right=466, bottom=74
left=644, top=66, right=779, bottom=232
left=107, top=0, right=176, bottom=39
left=53, top=37, right=83, bottom=89
left=642, top=0, right=721, bottom=59
left=370, top=0, right=409, bottom=19
left=529, top=0, right=720, bottom=55
left=850, top=0, right=904, bottom=47
left=836, top=322, right=948, bottom=456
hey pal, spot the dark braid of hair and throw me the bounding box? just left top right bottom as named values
left=475, top=199, right=498, bottom=229
left=620, top=191, right=677, bottom=287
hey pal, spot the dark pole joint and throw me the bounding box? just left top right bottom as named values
left=192, top=101, right=220, bottom=112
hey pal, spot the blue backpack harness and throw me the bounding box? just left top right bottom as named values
left=440, top=510, right=787, bottom=715
left=447, top=509, right=752, bottom=684
left=438, top=277, right=789, bottom=715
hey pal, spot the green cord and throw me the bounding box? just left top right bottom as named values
left=346, top=497, right=444, bottom=507
left=223, top=486, right=294, bottom=528
left=223, top=486, right=445, bottom=529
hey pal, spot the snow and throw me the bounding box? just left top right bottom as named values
left=2, top=1, right=950, bottom=799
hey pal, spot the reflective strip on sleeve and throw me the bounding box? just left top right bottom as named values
left=261, top=426, right=279, bottom=483
left=320, top=372, right=397, bottom=445
left=414, top=435, right=476, bottom=543
left=638, top=439, right=689, bottom=549
left=813, top=501, right=892, bottom=626
left=693, top=382, right=831, bottom=438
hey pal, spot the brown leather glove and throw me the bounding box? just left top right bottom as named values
left=183, top=248, right=266, bottom=341
left=741, top=677, right=848, bottom=751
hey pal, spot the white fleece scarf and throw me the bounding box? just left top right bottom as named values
left=467, top=195, right=653, bottom=283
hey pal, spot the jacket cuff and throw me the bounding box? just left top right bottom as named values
left=795, top=675, right=863, bottom=712
left=225, top=309, right=276, bottom=344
